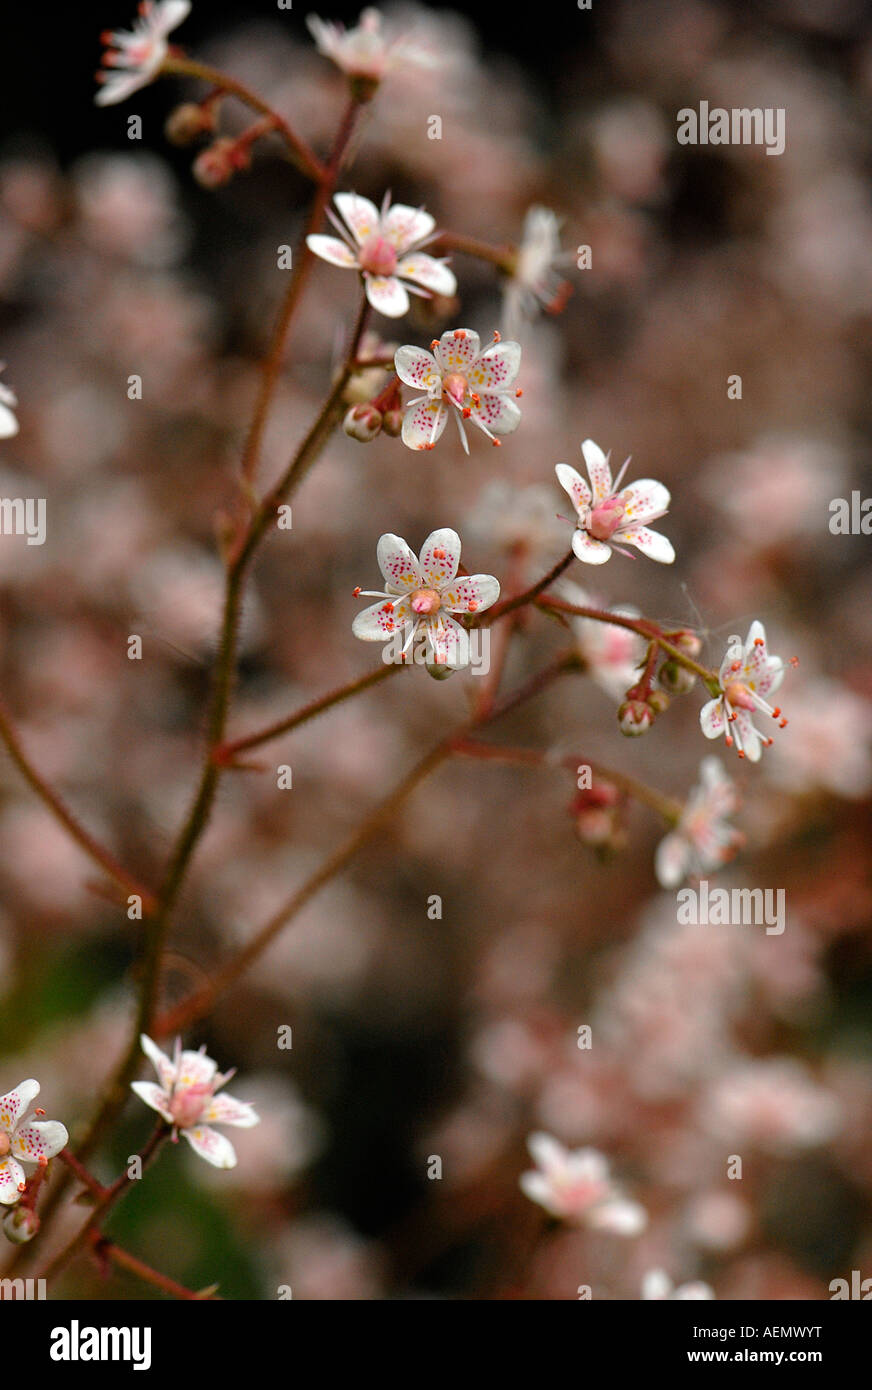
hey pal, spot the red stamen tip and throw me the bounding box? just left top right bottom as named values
left=738, top=750, right=745, bottom=758
left=779, top=718, right=788, bottom=728
left=430, top=339, right=439, bottom=350
left=462, top=407, right=471, bottom=418
left=492, top=438, right=501, bottom=446
left=754, top=637, right=764, bottom=645
left=352, top=586, right=361, bottom=597
left=515, top=388, right=523, bottom=397
left=492, top=329, right=501, bottom=341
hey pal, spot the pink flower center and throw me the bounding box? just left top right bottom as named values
left=411, top=587, right=442, bottom=616
left=441, top=372, right=468, bottom=408
left=724, top=680, right=757, bottom=711
left=169, top=1082, right=212, bottom=1129
left=588, top=496, right=626, bottom=541
left=358, top=235, right=398, bottom=277
left=0, top=1133, right=10, bottom=1157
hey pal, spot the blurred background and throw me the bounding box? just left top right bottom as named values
left=0, top=0, right=871, bottom=1298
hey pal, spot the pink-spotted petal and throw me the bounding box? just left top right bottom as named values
left=141, top=1033, right=176, bottom=1089
left=382, top=203, right=436, bottom=252
left=440, top=574, right=500, bottom=615
left=472, top=391, right=521, bottom=436
left=733, top=709, right=762, bottom=762
left=396, top=253, right=457, bottom=297
left=435, top=329, right=481, bottom=371
left=181, top=1124, right=238, bottom=1169
left=555, top=463, right=592, bottom=516
left=571, top=529, right=611, bottom=564
left=394, top=345, right=441, bottom=392
left=333, top=192, right=381, bottom=246
left=0, top=1158, right=26, bottom=1204
left=581, top=439, right=613, bottom=505
left=0, top=1080, right=40, bottom=1135
left=619, top=478, right=671, bottom=524
left=203, top=1092, right=259, bottom=1128
left=402, top=398, right=448, bottom=451
left=177, top=1050, right=218, bottom=1089
left=700, top=697, right=726, bottom=739
left=377, top=533, right=422, bottom=590
left=419, top=528, right=461, bottom=586
left=365, top=274, right=410, bottom=318
left=12, top=1120, right=69, bottom=1165
left=617, top=525, right=675, bottom=564
left=468, top=341, right=522, bottom=393
left=131, top=1081, right=174, bottom=1123
left=352, top=596, right=412, bottom=641
left=426, top=614, right=469, bottom=669
left=305, top=234, right=359, bottom=268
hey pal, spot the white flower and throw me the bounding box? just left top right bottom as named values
left=701, top=1058, right=841, bottom=1156
left=0, top=1080, right=68, bottom=1205
left=700, top=622, right=787, bottom=762
left=307, top=192, right=455, bottom=319
left=642, top=1269, right=715, bottom=1301
left=131, top=1034, right=259, bottom=1169
left=395, top=328, right=522, bottom=453
left=306, top=7, right=437, bottom=83
left=519, top=1132, right=647, bottom=1234
left=352, top=528, right=499, bottom=669
left=95, top=0, right=191, bottom=107
left=655, top=757, right=743, bottom=888
left=0, top=366, right=19, bottom=439
left=562, top=580, right=645, bottom=701
left=556, top=439, right=674, bottom=564
left=502, top=206, right=572, bottom=337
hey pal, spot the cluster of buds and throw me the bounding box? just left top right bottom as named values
left=570, top=779, right=627, bottom=854
left=342, top=373, right=404, bottom=443
left=192, top=136, right=254, bottom=190
left=618, top=684, right=669, bottom=737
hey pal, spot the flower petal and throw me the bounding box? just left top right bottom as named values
left=12, top=1120, right=69, bottom=1164
left=382, top=203, right=436, bottom=252
left=435, top=328, right=481, bottom=371
left=734, top=709, right=762, bottom=761
left=527, top=1131, right=569, bottom=1175
left=177, top=1049, right=218, bottom=1089
left=440, top=574, right=500, bottom=615
left=0, top=402, right=18, bottom=439
left=472, top=391, right=521, bottom=436
left=619, top=478, right=670, bottom=524
left=571, top=529, right=611, bottom=564
left=425, top=614, right=469, bottom=668
left=587, top=1197, right=648, bottom=1236
left=181, top=1125, right=238, bottom=1169
left=0, top=1158, right=26, bottom=1204
left=419, top=528, right=461, bottom=586
left=203, top=1092, right=259, bottom=1128
left=365, top=274, right=410, bottom=318
left=333, top=192, right=381, bottom=246
left=655, top=831, right=691, bottom=889
left=131, top=1081, right=174, bottom=1123
left=617, top=525, right=675, bottom=563
left=305, top=234, right=359, bottom=268
left=394, top=345, right=441, bottom=392
left=555, top=463, right=592, bottom=516
left=141, top=1033, right=176, bottom=1089
left=468, top=341, right=522, bottom=393
left=377, top=533, right=422, bottom=590
left=581, top=439, right=613, bottom=504
left=700, top=697, right=726, bottom=739
left=0, top=1081, right=40, bottom=1135
left=352, top=597, right=412, bottom=641
left=401, top=398, right=448, bottom=450
left=396, top=253, right=457, bottom=296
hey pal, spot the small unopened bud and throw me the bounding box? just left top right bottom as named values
left=426, top=661, right=455, bottom=681
left=618, top=699, right=654, bottom=736
left=3, top=1205, right=39, bottom=1244
left=343, top=403, right=383, bottom=442
left=647, top=689, right=670, bottom=715
left=382, top=408, right=404, bottom=437
left=165, top=102, right=214, bottom=146
left=673, top=630, right=702, bottom=657
left=193, top=138, right=246, bottom=189
left=659, top=660, right=696, bottom=695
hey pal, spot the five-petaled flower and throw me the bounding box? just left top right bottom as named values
left=395, top=328, right=522, bottom=453
left=519, top=1132, right=647, bottom=1233
left=700, top=622, right=788, bottom=762
left=95, top=0, right=190, bottom=107
left=306, top=7, right=437, bottom=85
left=556, top=438, right=674, bottom=564
left=352, top=528, right=499, bottom=669
left=0, top=366, right=19, bottom=439
left=0, top=1080, right=68, bottom=1205
left=307, top=193, right=456, bottom=319
left=131, top=1035, right=259, bottom=1169
left=502, top=205, right=572, bottom=337
left=655, top=757, right=744, bottom=888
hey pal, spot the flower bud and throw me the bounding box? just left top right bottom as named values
left=658, top=659, right=696, bottom=695
left=618, top=699, right=653, bottom=736
left=193, top=138, right=246, bottom=190
left=165, top=102, right=214, bottom=146
left=3, top=1205, right=39, bottom=1244
left=646, top=689, right=670, bottom=715
left=673, top=630, right=702, bottom=657
left=426, top=661, right=455, bottom=681
left=343, top=403, right=383, bottom=442
left=381, top=408, right=404, bottom=437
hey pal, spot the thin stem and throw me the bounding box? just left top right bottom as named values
left=487, top=551, right=575, bottom=623
left=90, top=1234, right=217, bottom=1300
left=430, top=230, right=516, bottom=272
left=0, top=697, right=157, bottom=914
left=537, top=597, right=720, bottom=689
left=160, top=55, right=325, bottom=182
left=215, top=662, right=401, bottom=763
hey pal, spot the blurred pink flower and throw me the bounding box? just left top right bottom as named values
left=520, top=1133, right=647, bottom=1233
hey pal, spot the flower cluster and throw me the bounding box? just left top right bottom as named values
left=0, top=1081, right=68, bottom=1205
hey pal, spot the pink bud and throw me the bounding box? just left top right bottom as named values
left=588, top=496, right=626, bottom=541
left=343, top=403, right=383, bottom=442
left=618, top=699, right=653, bottom=736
